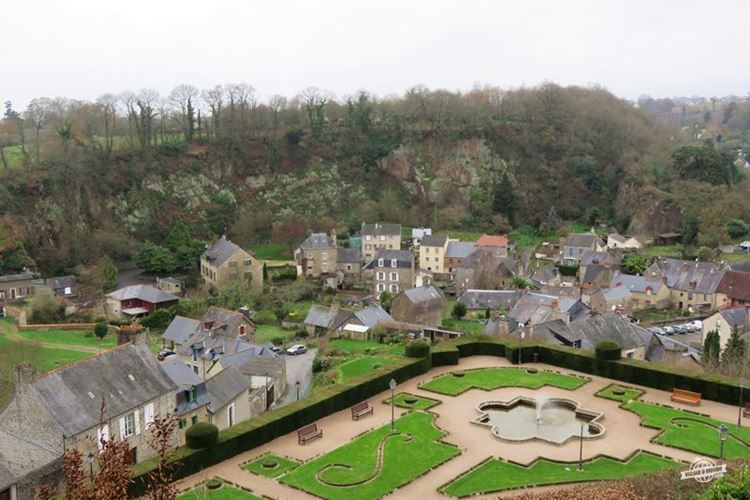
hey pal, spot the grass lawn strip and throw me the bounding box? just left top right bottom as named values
left=622, top=400, right=750, bottom=458
left=595, top=383, right=644, bottom=403
left=280, top=410, right=460, bottom=499
left=338, top=356, right=395, bottom=382
left=178, top=480, right=263, bottom=500
left=385, top=392, right=441, bottom=411
left=242, top=453, right=300, bottom=478
left=329, top=338, right=405, bottom=356
left=441, top=451, right=682, bottom=498
left=18, top=328, right=117, bottom=348
left=420, top=367, right=588, bottom=396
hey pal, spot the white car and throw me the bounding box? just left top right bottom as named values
left=689, top=320, right=703, bottom=331
left=286, top=344, right=308, bottom=356
left=662, top=326, right=675, bottom=335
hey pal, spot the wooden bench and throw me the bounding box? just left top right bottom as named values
left=671, top=388, right=701, bottom=406
left=297, top=423, right=322, bottom=445
left=351, top=401, right=374, bottom=421
left=743, top=402, right=750, bottom=418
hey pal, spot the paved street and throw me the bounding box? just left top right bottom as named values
left=274, top=348, right=316, bottom=407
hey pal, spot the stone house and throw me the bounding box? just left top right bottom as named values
left=475, top=234, right=509, bottom=259
left=606, top=233, right=643, bottom=250
left=335, top=305, right=394, bottom=341
left=508, top=293, right=591, bottom=330
left=560, top=232, right=605, bottom=266
left=105, top=284, right=179, bottom=319
left=156, top=276, right=185, bottom=296
left=716, top=270, right=750, bottom=309
left=455, top=248, right=514, bottom=295
left=336, top=248, right=362, bottom=282
left=0, top=343, right=177, bottom=497
left=444, top=241, right=476, bottom=274
left=648, top=258, right=725, bottom=312
left=45, top=275, right=77, bottom=298
left=303, top=304, right=350, bottom=336
left=390, top=285, right=444, bottom=327
left=200, top=235, right=263, bottom=294
left=160, top=357, right=210, bottom=443
left=418, top=235, right=449, bottom=274
left=702, top=307, right=750, bottom=351
left=361, top=222, right=402, bottom=262
left=295, top=232, right=337, bottom=279
left=459, top=290, right=520, bottom=315
left=589, top=285, right=633, bottom=314
left=608, top=271, right=670, bottom=310
left=363, top=249, right=414, bottom=295
left=0, top=272, right=37, bottom=302
left=162, top=315, right=201, bottom=350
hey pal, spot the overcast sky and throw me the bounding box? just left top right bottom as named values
left=3, top=0, right=749, bottom=108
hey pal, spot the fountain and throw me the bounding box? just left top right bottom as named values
left=472, top=396, right=605, bottom=445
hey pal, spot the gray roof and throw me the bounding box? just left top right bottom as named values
left=563, top=232, right=601, bottom=248
left=0, top=272, right=34, bottom=283
left=27, top=343, right=177, bottom=437
left=363, top=249, right=413, bottom=269
left=445, top=241, right=476, bottom=259
left=202, top=236, right=250, bottom=267
left=300, top=233, right=336, bottom=250
left=205, top=366, right=251, bottom=413
left=654, top=258, right=725, bottom=294
left=304, top=305, right=342, bottom=329
left=163, top=316, right=200, bottom=345
left=609, top=272, right=665, bottom=294
left=219, top=347, right=285, bottom=379
left=509, top=319, right=584, bottom=347
left=459, top=290, right=520, bottom=310
left=607, top=233, right=626, bottom=244
left=45, top=275, right=76, bottom=290
left=0, top=428, right=60, bottom=490
left=719, top=307, right=749, bottom=330
left=581, top=264, right=612, bottom=285
left=352, top=305, right=394, bottom=328
left=580, top=251, right=617, bottom=267
left=531, top=266, right=559, bottom=284
left=361, top=222, right=401, bottom=237
left=568, top=314, right=647, bottom=351
left=161, top=357, right=203, bottom=390
left=600, top=285, right=632, bottom=302
left=403, top=285, right=444, bottom=304
left=728, top=262, right=750, bottom=273
left=509, top=293, right=590, bottom=325
left=337, top=247, right=361, bottom=263
left=106, top=284, right=179, bottom=304
left=420, top=234, right=448, bottom=247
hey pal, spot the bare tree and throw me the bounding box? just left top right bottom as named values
left=268, top=94, right=287, bottom=139
left=124, top=89, right=160, bottom=152
left=169, top=84, right=199, bottom=142
left=298, top=87, right=334, bottom=139
left=202, top=85, right=224, bottom=139
left=225, top=83, right=257, bottom=137
left=26, top=97, right=52, bottom=162
left=96, top=94, right=118, bottom=153
left=144, top=414, right=180, bottom=500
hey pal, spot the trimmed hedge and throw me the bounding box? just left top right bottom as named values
left=595, top=341, right=622, bottom=360
left=186, top=422, right=218, bottom=449
left=405, top=340, right=431, bottom=359
left=431, top=343, right=460, bottom=367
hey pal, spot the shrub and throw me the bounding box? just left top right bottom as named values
left=295, top=330, right=309, bottom=339
left=186, top=422, right=219, bottom=449
left=727, top=219, right=750, bottom=239
left=451, top=301, right=467, bottom=319
left=94, top=321, right=109, bottom=340
left=271, top=336, right=284, bottom=346
left=312, top=356, right=323, bottom=373
left=595, top=341, right=622, bottom=360
left=405, top=340, right=430, bottom=359
left=139, top=308, right=172, bottom=330
left=703, top=462, right=750, bottom=499
left=206, top=478, right=223, bottom=490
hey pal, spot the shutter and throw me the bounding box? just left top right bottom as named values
left=119, top=417, right=126, bottom=438
left=144, top=403, right=155, bottom=428
left=134, top=409, right=141, bottom=435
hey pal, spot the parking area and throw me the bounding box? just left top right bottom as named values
left=646, top=320, right=704, bottom=350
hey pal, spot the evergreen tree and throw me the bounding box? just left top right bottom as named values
left=96, top=255, right=118, bottom=292
left=722, top=325, right=747, bottom=375
left=703, top=330, right=721, bottom=369
left=492, top=172, right=516, bottom=225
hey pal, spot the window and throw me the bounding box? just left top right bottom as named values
left=365, top=244, right=371, bottom=250
left=191, top=415, right=198, bottom=425
left=121, top=412, right=136, bottom=438
left=390, top=272, right=398, bottom=281
left=239, top=324, right=246, bottom=336
left=0, top=291, right=4, bottom=299
left=178, top=419, right=186, bottom=429
left=144, top=403, right=155, bottom=428
left=377, top=283, right=385, bottom=292
left=188, top=386, right=197, bottom=403
left=366, top=235, right=372, bottom=241
left=322, top=252, right=327, bottom=260
left=229, top=261, right=237, bottom=268
left=346, top=264, right=352, bottom=271
left=390, top=284, right=399, bottom=293
left=391, top=259, right=397, bottom=268
left=192, top=365, right=199, bottom=375
left=377, top=271, right=385, bottom=280
left=322, top=263, right=328, bottom=272
left=379, top=235, right=386, bottom=241
left=228, top=403, right=235, bottom=427
left=568, top=248, right=574, bottom=257
left=244, top=259, right=252, bottom=266
left=378, top=258, right=384, bottom=267
left=64, top=286, right=72, bottom=295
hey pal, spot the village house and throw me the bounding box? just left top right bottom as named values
left=200, top=235, right=263, bottom=294
left=444, top=241, right=476, bottom=274
left=507, top=293, right=591, bottom=330
left=458, top=289, right=520, bottom=313
left=45, top=275, right=77, bottom=298
left=336, top=247, right=362, bottom=283
left=162, top=315, right=201, bottom=350
left=363, top=249, right=414, bottom=295
left=0, top=343, right=177, bottom=498
left=702, top=306, right=750, bottom=351
left=606, top=233, right=643, bottom=250
left=475, top=233, right=509, bottom=259
left=534, top=242, right=560, bottom=261
left=303, top=304, right=350, bottom=336
left=160, top=357, right=210, bottom=442
left=648, top=258, right=725, bottom=312
left=418, top=234, right=450, bottom=274
left=335, top=305, right=394, bottom=340
left=410, top=227, right=432, bottom=246
left=361, top=222, right=402, bottom=262
left=455, top=249, right=516, bottom=295
left=0, top=272, right=38, bottom=301
left=295, top=231, right=337, bottom=279
left=608, top=271, right=670, bottom=309
left=560, top=232, right=605, bottom=266
left=155, top=276, right=185, bottom=296
left=579, top=251, right=618, bottom=283
left=390, top=285, right=444, bottom=327
left=589, top=285, right=633, bottom=314
left=530, top=265, right=561, bottom=288
left=716, top=270, right=750, bottom=309
left=105, top=284, right=179, bottom=319
left=642, top=334, right=702, bottom=371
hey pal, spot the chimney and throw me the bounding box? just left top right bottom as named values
left=15, top=363, right=36, bottom=394
left=550, top=299, right=559, bottom=311
left=331, top=227, right=337, bottom=245
left=117, top=324, right=148, bottom=346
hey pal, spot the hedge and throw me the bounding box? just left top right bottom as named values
left=186, top=422, right=218, bottom=449
left=405, top=340, right=431, bottom=360
left=595, top=341, right=622, bottom=360
left=128, top=356, right=430, bottom=496
left=431, top=343, right=460, bottom=367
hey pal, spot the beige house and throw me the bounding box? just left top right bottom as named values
left=361, top=222, right=401, bottom=262
left=418, top=235, right=450, bottom=274
left=295, top=232, right=337, bottom=278
left=647, top=258, right=725, bottom=312
left=475, top=234, right=509, bottom=259
left=363, top=249, right=414, bottom=295
left=0, top=272, right=38, bottom=301
left=390, top=285, right=444, bottom=327
left=606, top=233, right=643, bottom=250
left=608, top=272, right=670, bottom=310
left=589, top=286, right=633, bottom=315
left=702, top=307, right=750, bottom=351
left=200, top=235, right=263, bottom=293
left=560, top=232, right=605, bottom=266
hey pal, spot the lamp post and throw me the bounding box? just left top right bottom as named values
left=738, top=378, right=747, bottom=427
left=87, top=451, right=94, bottom=481
left=519, top=330, right=525, bottom=365
left=718, top=423, right=729, bottom=460
left=577, top=425, right=584, bottom=471
left=389, top=378, right=397, bottom=431
left=296, top=380, right=301, bottom=401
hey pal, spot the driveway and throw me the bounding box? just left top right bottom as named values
left=275, top=348, right=317, bottom=407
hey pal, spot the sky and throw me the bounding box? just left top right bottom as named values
left=2, top=0, right=749, bottom=108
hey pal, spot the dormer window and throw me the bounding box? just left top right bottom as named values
left=378, top=258, right=384, bottom=267
left=239, top=324, right=246, bottom=336
left=391, top=259, right=397, bottom=268
left=188, top=386, right=197, bottom=403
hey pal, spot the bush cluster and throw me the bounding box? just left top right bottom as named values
left=405, top=340, right=431, bottom=359
left=185, top=422, right=219, bottom=449
left=595, top=341, right=622, bottom=360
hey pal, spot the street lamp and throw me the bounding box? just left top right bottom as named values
left=577, top=425, right=584, bottom=471
left=87, top=451, right=94, bottom=481
left=738, top=378, right=747, bottom=427
left=389, top=378, right=397, bottom=431
left=718, top=423, right=729, bottom=460
left=296, top=380, right=301, bottom=401
left=518, top=330, right=525, bottom=365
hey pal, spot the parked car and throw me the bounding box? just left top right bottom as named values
left=286, top=344, right=308, bottom=355
left=674, top=325, right=688, bottom=334
left=662, top=326, right=675, bottom=335
left=689, top=320, right=703, bottom=331
left=649, top=327, right=665, bottom=335
left=158, top=350, right=176, bottom=361
left=270, top=346, right=283, bottom=354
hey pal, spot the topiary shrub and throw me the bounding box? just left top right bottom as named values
left=206, top=478, right=222, bottom=490
left=312, top=356, right=323, bottom=373
left=405, top=340, right=430, bottom=359
left=595, top=341, right=622, bottom=361
left=94, top=321, right=109, bottom=340
left=186, top=422, right=219, bottom=449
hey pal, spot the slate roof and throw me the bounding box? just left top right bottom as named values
left=531, top=266, right=560, bottom=284
left=106, top=284, right=179, bottom=304
left=655, top=258, right=725, bottom=294
left=300, top=233, right=336, bottom=250
left=220, top=347, right=285, bottom=379
left=352, top=305, right=394, bottom=327
left=420, top=234, right=448, bottom=247
left=563, top=233, right=601, bottom=248
left=176, top=307, right=255, bottom=358
left=719, top=307, right=750, bottom=330
left=361, top=222, right=401, bottom=236
left=580, top=251, right=617, bottom=267
left=445, top=242, right=476, bottom=259
left=567, top=314, right=647, bottom=351
left=160, top=357, right=203, bottom=390
left=607, top=233, right=626, bottom=244
left=411, top=228, right=432, bottom=239
left=609, top=272, right=665, bottom=294
left=205, top=365, right=251, bottom=412
left=717, top=271, right=750, bottom=303
left=0, top=428, right=60, bottom=491
left=476, top=234, right=509, bottom=247
left=337, top=248, right=361, bottom=263
left=45, top=275, right=76, bottom=290
left=304, top=305, right=343, bottom=329
left=509, top=293, right=590, bottom=325
left=202, top=236, right=250, bottom=267
left=459, top=290, right=520, bottom=310
left=26, top=343, right=177, bottom=437
left=163, top=316, right=200, bottom=346
left=728, top=262, right=750, bottom=273
left=599, top=285, right=632, bottom=302
left=509, top=319, right=584, bottom=347
left=403, top=285, right=444, bottom=304
left=0, top=272, right=35, bottom=283
left=363, top=249, right=413, bottom=269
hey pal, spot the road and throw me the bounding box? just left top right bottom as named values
left=274, top=348, right=316, bottom=408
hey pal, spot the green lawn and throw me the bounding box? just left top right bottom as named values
left=32, top=347, right=94, bottom=372
left=441, top=451, right=682, bottom=497
left=177, top=483, right=262, bottom=500
left=338, top=357, right=395, bottom=382
left=442, top=318, right=484, bottom=335
left=243, top=453, right=300, bottom=478
left=329, top=338, right=405, bottom=356
left=623, top=400, right=750, bottom=458
left=18, top=328, right=117, bottom=348
left=255, top=324, right=296, bottom=344
left=433, top=229, right=484, bottom=242
left=248, top=243, right=292, bottom=261
left=385, top=392, right=441, bottom=411
left=722, top=252, right=750, bottom=264
left=420, top=367, right=589, bottom=396
left=595, top=384, right=644, bottom=403
left=641, top=244, right=684, bottom=258
left=280, top=411, right=460, bottom=499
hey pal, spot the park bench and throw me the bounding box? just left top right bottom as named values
left=297, top=423, right=322, bottom=445
left=351, top=401, right=374, bottom=421
left=744, top=402, right=750, bottom=418
left=670, top=388, right=701, bottom=406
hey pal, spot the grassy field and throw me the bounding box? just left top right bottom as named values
left=243, top=453, right=300, bottom=478
left=177, top=483, right=262, bottom=500
left=420, top=367, right=588, bottom=396
left=248, top=243, right=292, bottom=261
left=722, top=252, right=750, bottom=264
left=432, top=229, right=484, bottom=242
left=385, top=392, right=441, bottom=411
left=18, top=328, right=117, bottom=348
left=329, top=338, right=405, bottom=356
left=623, top=400, right=750, bottom=458
left=641, top=244, right=684, bottom=258
left=441, top=451, right=681, bottom=497
left=442, top=318, right=484, bottom=335
left=255, top=324, right=297, bottom=344
left=337, top=356, right=395, bottom=381
left=280, top=411, right=460, bottom=499
left=595, top=384, right=645, bottom=403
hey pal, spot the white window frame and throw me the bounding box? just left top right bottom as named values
left=390, top=272, right=398, bottom=281
left=390, top=284, right=399, bottom=293
left=377, top=283, right=385, bottom=292
left=366, top=235, right=372, bottom=241
left=144, top=403, right=155, bottom=428
left=391, top=259, right=397, bottom=268
left=379, top=235, right=386, bottom=241
left=120, top=412, right=136, bottom=438
left=378, top=258, right=384, bottom=267
left=377, top=271, right=385, bottom=281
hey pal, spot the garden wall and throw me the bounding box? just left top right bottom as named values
left=18, top=322, right=95, bottom=331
